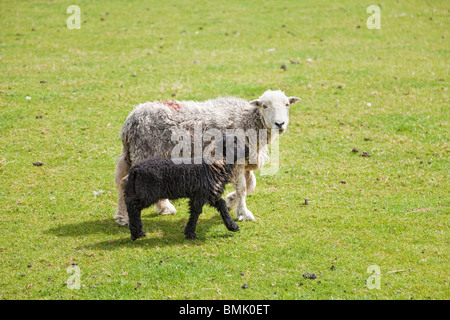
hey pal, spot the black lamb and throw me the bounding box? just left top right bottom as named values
left=124, top=134, right=249, bottom=240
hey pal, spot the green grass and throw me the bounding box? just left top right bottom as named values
left=0, top=0, right=448, bottom=300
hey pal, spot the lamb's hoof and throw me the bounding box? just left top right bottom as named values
left=130, top=229, right=146, bottom=241
left=236, top=209, right=255, bottom=221
left=228, top=223, right=240, bottom=232
left=114, top=214, right=129, bottom=226
left=185, top=232, right=197, bottom=240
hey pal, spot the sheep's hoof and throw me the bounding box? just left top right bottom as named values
left=159, top=208, right=176, bottom=215
left=130, top=229, right=146, bottom=241
left=114, top=214, right=129, bottom=226
left=236, top=208, right=255, bottom=221
left=156, top=202, right=177, bottom=215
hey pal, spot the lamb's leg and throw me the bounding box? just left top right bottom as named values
left=114, top=153, right=130, bottom=226
left=155, top=199, right=177, bottom=215
left=126, top=197, right=146, bottom=241
left=212, top=199, right=240, bottom=232
left=234, top=171, right=255, bottom=221
left=184, top=200, right=203, bottom=240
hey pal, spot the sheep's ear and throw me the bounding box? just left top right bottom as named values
left=288, top=97, right=301, bottom=105
left=250, top=99, right=262, bottom=107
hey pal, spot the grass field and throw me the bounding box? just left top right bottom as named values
left=0, top=0, right=448, bottom=300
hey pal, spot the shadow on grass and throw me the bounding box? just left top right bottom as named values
left=45, top=213, right=238, bottom=250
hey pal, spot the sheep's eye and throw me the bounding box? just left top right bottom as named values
left=285, top=103, right=289, bottom=107
left=263, top=104, right=268, bottom=109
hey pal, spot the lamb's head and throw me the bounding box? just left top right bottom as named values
left=250, top=90, right=301, bottom=133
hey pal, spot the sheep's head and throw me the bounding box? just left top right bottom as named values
left=250, top=90, right=300, bottom=133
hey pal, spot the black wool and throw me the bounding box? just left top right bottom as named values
left=124, top=135, right=248, bottom=240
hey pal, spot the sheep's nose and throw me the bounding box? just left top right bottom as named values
left=275, top=121, right=285, bottom=128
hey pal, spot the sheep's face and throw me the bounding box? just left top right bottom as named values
left=250, top=90, right=300, bottom=133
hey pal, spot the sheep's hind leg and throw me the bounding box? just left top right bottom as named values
left=113, top=153, right=131, bottom=226
left=212, top=199, right=240, bottom=232
left=184, top=200, right=204, bottom=240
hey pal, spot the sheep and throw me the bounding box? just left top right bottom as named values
left=124, top=134, right=249, bottom=240
left=114, top=90, right=301, bottom=226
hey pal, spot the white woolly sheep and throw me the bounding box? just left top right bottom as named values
left=114, top=90, right=301, bottom=226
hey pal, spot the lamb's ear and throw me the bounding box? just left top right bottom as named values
left=250, top=99, right=262, bottom=107
left=288, top=97, right=301, bottom=105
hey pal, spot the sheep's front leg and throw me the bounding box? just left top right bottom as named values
left=226, top=170, right=256, bottom=210
left=234, top=172, right=255, bottom=221
left=184, top=200, right=204, bottom=240
left=245, top=170, right=256, bottom=195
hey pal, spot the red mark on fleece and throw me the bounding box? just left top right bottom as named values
left=161, top=100, right=182, bottom=112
